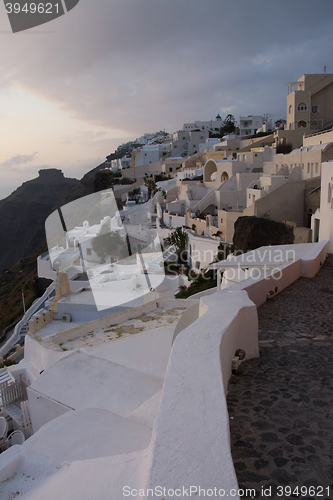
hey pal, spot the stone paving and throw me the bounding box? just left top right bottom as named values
left=227, top=254, right=333, bottom=499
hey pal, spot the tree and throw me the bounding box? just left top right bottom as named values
left=144, top=174, right=158, bottom=199
left=93, top=170, right=114, bottom=192
left=221, top=114, right=237, bottom=135
left=275, top=119, right=286, bottom=130
left=165, top=227, right=188, bottom=264
left=92, top=230, right=128, bottom=263
left=120, top=177, right=134, bottom=185
left=128, top=187, right=141, bottom=201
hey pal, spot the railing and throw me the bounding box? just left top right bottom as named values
left=0, top=380, right=24, bottom=407
left=304, top=124, right=333, bottom=138
left=16, top=283, right=55, bottom=337
left=0, top=282, right=55, bottom=359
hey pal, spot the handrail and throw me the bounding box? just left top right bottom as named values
left=16, top=282, right=55, bottom=336
left=0, top=282, right=55, bottom=358
left=304, top=125, right=333, bottom=139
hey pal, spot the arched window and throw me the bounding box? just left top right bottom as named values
left=297, top=120, right=307, bottom=128
left=289, top=104, right=293, bottom=114
left=297, top=102, right=308, bottom=112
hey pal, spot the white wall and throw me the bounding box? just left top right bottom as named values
left=164, top=213, right=186, bottom=228
left=27, top=387, right=72, bottom=433
left=146, top=291, right=259, bottom=499
left=215, top=241, right=330, bottom=307
left=188, top=233, right=220, bottom=269
left=315, top=161, right=333, bottom=251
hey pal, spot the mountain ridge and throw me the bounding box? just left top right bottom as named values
left=0, top=168, right=79, bottom=274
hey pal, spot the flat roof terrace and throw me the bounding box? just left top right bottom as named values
left=227, top=254, right=333, bottom=496
left=58, top=305, right=186, bottom=351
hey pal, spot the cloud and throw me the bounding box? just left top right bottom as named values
left=0, top=0, right=332, bottom=141
left=60, top=130, right=108, bottom=146
left=0, top=152, right=38, bottom=170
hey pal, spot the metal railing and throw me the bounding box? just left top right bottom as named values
left=0, top=282, right=55, bottom=359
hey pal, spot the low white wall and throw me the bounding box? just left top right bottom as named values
left=172, top=301, right=207, bottom=343
left=300, top=240, right=330, bottom=278
left=27, top=387, right=72, bottom=434
left=147, top=291, right=259, bottom=499
left=164, top=213, right=186, bottom=228
left=224, top=241, right=330, bottom=307
left=12, top=335, right=68, bottom=382
left=232, top=260, right=302, bottom=308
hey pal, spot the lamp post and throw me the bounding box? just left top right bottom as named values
left=22, top=289, right=26, bottom=315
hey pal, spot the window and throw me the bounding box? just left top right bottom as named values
left=86, top=248, right=92, bottom=256
left=200, top=136, right=203, bottom=139
left=192, top=144, right=196, bottom=148
left=297, top=120, right=307, bottom=128
left=289, top=104, right=293, bottom=114
left=312, top=105, right=320, bottom=113
left=315, top=163, right=319, bottom=174
left=249, top=193, right=251, bottom=199
left=307, top=163, right=310, bottom=174
left=302, top=163, right=304, bottom=169
left=182, top=137, right=186, bottom=140
left=297, top=102, right=308, bottom=111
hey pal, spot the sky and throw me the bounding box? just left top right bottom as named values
left=0, top=0, right=333, bottom=199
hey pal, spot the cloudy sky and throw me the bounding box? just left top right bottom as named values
left=0, top=0, right=332, bottom=199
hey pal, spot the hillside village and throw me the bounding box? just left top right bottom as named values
left=102, top=73, right=333, bottom=265
left=0, top=73, right=332, bottom=499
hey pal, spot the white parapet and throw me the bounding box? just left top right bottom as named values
left=0, top=291, right=258, bottom=499
left=146, top=290, right=259, bottom=499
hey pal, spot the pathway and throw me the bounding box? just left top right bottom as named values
left=227, top=254, right=333, bottom=499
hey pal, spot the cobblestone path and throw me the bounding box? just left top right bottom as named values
left=227, top=254, right=333, bottom=499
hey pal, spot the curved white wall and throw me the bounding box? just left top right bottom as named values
left=146, top=290, right=259, bottom=499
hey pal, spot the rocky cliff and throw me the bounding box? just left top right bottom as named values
left=233, top=216, right=294, bottom=253
left=0, top=169, right=79, bottom=273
